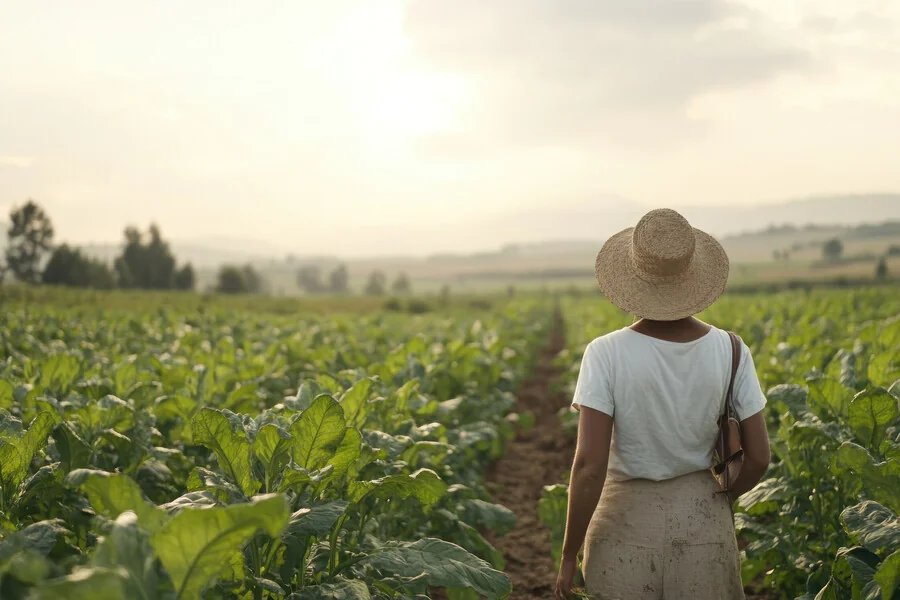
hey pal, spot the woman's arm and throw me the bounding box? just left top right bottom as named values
left=555, top=406, right=613, bottom=598
left=727, top=410, right=770, bottom=501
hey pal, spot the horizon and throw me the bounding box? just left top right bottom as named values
left=24, top=194, right=899, bottom=264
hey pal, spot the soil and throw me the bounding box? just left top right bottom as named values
left=484, top=315, right=775, bottom=600
left=483, top=314, right=573, bottom=599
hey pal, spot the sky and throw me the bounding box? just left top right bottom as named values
left=1, top=0, right=899, bottom=255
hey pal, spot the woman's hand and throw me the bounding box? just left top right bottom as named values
left=554, top=555, right=578, bottom=599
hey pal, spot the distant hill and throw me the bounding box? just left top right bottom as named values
left=473, top=194, right=900, bottom=246
left=1, top=194, right=898, bottom=274
left=675, top=194, right=900, bottom=238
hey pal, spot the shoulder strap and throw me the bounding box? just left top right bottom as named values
left=725, top=331, right=742, bottom=417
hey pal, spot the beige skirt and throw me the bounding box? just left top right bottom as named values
left=582, top=470, right=744, bottom=600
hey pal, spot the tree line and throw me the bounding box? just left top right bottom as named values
left=1, top=199, right=415, bottom=295
left=295, top=265, right=412, bottom=296
left=1, top=200, right=195, bottom=291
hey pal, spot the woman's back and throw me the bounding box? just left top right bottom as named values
left=554, top=209, right=771, bottom=600
left=573, top=326, right=766, bottom=482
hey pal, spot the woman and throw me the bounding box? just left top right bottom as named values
left=554, top=208, right=771, bottom=600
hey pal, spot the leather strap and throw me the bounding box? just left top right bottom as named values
left=718, top=331, right=743, bottom=496
left=725, top=331, right=741, bottom=418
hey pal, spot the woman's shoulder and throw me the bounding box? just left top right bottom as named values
left=584, top=327, right=632, bottom=353
left=705, top=326, right=756, bottom=366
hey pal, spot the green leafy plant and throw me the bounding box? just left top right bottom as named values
left=0, top=297, right=551, bottom=598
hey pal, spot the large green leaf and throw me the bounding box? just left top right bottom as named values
left=349, top=468, right=447, bottom=505
left=537, top=484, right=568, bottom=568
left=876, top=550, right=900, bottom=600
left=92, top=511, right=166, bottom=600
left=432, top=508, right=506, bottom=570
left=51, top=421, right=92, bottom=473
left=150, top=493, right=290, bottom=600
left=290, top=396, right=346, bottom=470
left=70, top=395, right=135, bottom=434
left=253, top=423, right=293, bottom=485
left=880, top=320, right=900, bottom=350
left=286, top=501, right=349, bottom=538
left=186, top=466, right=245, bottom=503
left=789, top=414, right=846, bottom=452
left=159, top=491, right=220, bottom=513
left=0, top=411, right=55, bottom=491
left=289, top=578, right=371, bottom=599
left=277, top=467, right=313, bottom=494
left=833, top=443, right=900, bottom=513
left=30, top=568, right=128, bottom=599
left=153, top=395, right=199, bottom=442
left=808, top=378, right=852, bottom=421
left=326, top=428, right=363, bottom=482
left=830, top=546, right=881, bottom=600
left=737, top=477, right=792, bottom=515
left=364, top=538, right=511, bottom=599
left=0, top=519, right=69, bottom=564
left=0, top=381, right=13, bottom=410
left=66, top=469, right=167, bottom=533
left=38, top=354, right=82, bottom=397
left=0, top=547, right=51, bottom=585
left=813, top=580, right=841, bottom=600
left=191, top=408, right=259, bottom=497
left=841, top=501, right=900, bottom=554
left=767, top=384, right=810, bottom=416
left=459, top=500, right=516, bottom=536
left=849, top=388, right=899, bottom=451
left=338, top=379, right=373, bottom=429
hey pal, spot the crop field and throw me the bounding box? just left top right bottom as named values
left=1, top=287, right=899, bottom=599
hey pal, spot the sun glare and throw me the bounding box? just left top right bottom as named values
left=316, top=2, right=467, bottom=145
left=363, top=71, right=465, bottom=137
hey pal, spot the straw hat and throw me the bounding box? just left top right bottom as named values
left=595, top=208, right=729, bottom=321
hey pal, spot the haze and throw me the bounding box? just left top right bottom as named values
left=1, top=0, right=899, bottom=256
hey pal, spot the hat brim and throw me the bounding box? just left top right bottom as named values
left=595, top=227, right=729, bottom=321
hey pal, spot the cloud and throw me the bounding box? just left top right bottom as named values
left=405, top=0, right=811, bottom=149
left=0, top=156, right=33, bottom=168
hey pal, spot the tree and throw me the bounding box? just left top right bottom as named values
left=114, top=224, right=179, bottom=289
left=242, top=264, right=264, bottom=294
left=822, top=238, right=844, bottom=261
left=216, top=264, right=263, bottom=294
left=217, top=265, right=247, bottom=294
left=391, top=272, right=412, bottom=294
left=114, top=227, right=142, bottom=288
left=42, top=244, right=115, bottom=289
left=328, top=264, right=349, bottom=294
left=174, top=264, right=195, bottom=290
left=297, top=265, right=325, bottom=294
left=5, top=200, right=54, bottom=283
left=875, top=257, right=889, bottom=280
left=364, top=270, right=387, bottom=296
left=145, top=224, right=177, bottom=289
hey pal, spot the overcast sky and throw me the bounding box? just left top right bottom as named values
left=1, top=0, right=899, bottom=254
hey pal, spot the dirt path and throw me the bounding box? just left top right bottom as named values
left=484, top=314, right=573, bottom=599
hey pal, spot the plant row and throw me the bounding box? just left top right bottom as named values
left=0, top=301, right=551, bottom=599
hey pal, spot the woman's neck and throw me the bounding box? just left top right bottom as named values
left=630, top=316, right=711, bottom=343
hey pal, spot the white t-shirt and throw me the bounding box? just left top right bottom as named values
left=572, top=326, right=767, bottom=482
